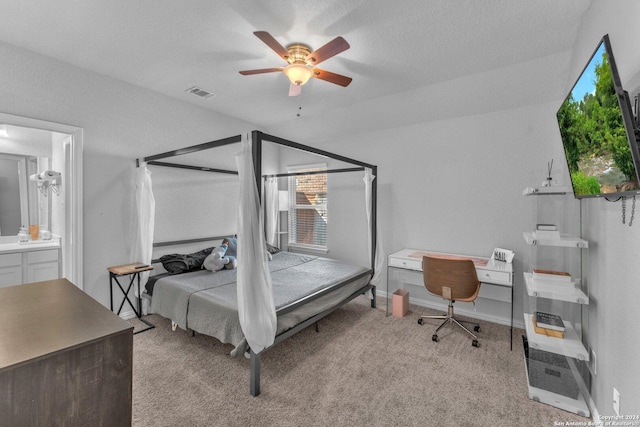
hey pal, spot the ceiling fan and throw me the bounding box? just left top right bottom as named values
left=239, top=31, right=352, bottom=96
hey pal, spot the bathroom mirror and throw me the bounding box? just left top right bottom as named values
left=1, top=153, right=29, bottom=235
left=0, top=153, right=53, bottom=236
left=0, top=124, right=54, bottom=237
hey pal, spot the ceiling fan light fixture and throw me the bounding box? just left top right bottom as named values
left=241, top=32, right=351, bottom=93
left=283, top=63, right=313, bottom=86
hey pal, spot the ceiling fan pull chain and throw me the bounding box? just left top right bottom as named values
left=630, top=196, right=636, bottom=226
left=622, top=196, right=626, bottom=224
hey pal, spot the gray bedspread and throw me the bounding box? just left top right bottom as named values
left=149, top=252, right=372, bottom=354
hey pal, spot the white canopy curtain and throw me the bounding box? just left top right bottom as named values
left=235, top=137, right=277, bottom=354
left=264, top=176, right=279, bottom=247
left=133, top=163, right=155, bottom=306
left=364, top=168, right=384, bottom=287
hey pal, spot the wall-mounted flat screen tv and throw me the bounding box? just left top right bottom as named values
left=556, top=34, right=640, bottom=198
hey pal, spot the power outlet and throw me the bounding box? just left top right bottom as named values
left=591, top=349, right=597, bottom=375
left=613, top=387, right=620, bottom=416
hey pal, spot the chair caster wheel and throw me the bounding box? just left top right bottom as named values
left=432, top=334, right=439, bottom=342
left=472, top=339, right=479, bottom=347
left=474, top=325, right=480, bottom=332
left=417, top=318, right=424, bottom=325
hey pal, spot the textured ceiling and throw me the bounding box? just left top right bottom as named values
left=0, top=0, right=593, bottom=142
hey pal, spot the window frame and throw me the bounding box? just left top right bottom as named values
left=286, top=163, right=328, bottom=254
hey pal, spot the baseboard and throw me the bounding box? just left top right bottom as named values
left=587, top=395, right=599, bottom=424
left=376, top=289, right=524, bottom=329
left=116, top=293, right=152, bottom=321
left=118, top=310, right=137, bottom=320
left=408, top=296, right=518, bottom=328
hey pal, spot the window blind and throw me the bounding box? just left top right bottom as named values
left=287, top=165, right=327, bottom=249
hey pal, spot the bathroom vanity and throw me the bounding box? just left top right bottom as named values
left=0, top=236, right=61, bottom=288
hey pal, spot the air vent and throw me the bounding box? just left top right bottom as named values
left=185, top=86, right=216, bottom=99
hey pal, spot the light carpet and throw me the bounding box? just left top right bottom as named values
left=132, top=297, right=590, bottom=426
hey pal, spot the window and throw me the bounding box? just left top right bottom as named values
left=287, top=164, right=327, bottom=251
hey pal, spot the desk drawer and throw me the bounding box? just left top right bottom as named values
left=388, top=257, right=422, bottom=271
left=477, top=269, right=511, bottom=285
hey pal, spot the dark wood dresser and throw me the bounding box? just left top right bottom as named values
left=0, top=278, right=133, bottom=426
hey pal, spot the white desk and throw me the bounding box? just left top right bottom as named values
left=387, top=248, right=514, bottom=349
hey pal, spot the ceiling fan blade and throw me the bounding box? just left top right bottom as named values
left=306, top=37, right=350, bottom=65
left=253, top=31, right=289, bottom=61
left=239, top=67, right=283, bottom=76
left=289, top=83, right=302, bottom=97
left=312, top=69, right=352, bottom=87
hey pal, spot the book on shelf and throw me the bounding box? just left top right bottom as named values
left=531, top=316, right=565, bottom=338
left=534, top=311, right=565, bottom=332
left=532, top=269, right=572, bottom=282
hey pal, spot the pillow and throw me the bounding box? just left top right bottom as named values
left=159, top=247, right=214, bottom=274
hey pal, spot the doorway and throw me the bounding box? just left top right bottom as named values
left=0, top=113, right=83, bottom=289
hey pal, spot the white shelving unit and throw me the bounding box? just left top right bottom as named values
left=523, top=353, right=591, bottom=416
left=522, top=186, right=591, bottom=417
left=523, top=273, right=588, bottom=304
left=522, top=232, right=588, bottom=248
left=522, top=186, right=571, bottom=196
left=523, top=313, right=588, bottom=360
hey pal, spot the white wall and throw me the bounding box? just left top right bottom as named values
left=307, top=99, right=570, bottom=327
left=151, top=167, right=239, bottom=244
left=299, top=0, right=640, bottom=417
left=568, top=0, right=640, bottom=417
left=0, top=41, right=255, bottom=308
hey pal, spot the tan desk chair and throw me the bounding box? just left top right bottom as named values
left=417, top=255, right=482, bottom=347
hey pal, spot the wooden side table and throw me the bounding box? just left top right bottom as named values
left=107, top=262, right=154, bottom=334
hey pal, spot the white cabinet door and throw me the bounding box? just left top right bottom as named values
left=0, top=248, right=60, bottom=286
left=0, top=253, right=22, bottom=288
left=0, top=266, right=22, bottom=288
left=26, top=249, right=60, bottom=283
left=26, top=262, right=59, bottom=283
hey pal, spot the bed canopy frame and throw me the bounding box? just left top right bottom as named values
left=138, top=131, right=377, bottom=264
left=136, top=130, right=378, bottom=396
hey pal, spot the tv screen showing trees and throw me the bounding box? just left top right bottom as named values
left=556, top=35, right=640, bottom=198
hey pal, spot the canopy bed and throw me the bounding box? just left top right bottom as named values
left=135, top=130, right=381, bottom=396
